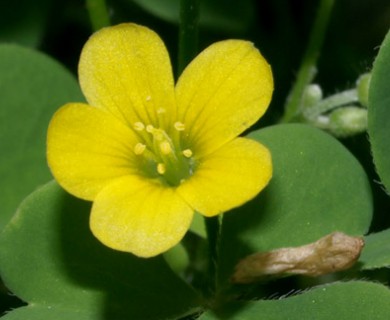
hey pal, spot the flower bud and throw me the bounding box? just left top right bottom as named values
left=356, top=73, right=371, bottom=108
left=302, top=84, right=323, bottom=110
left=328, top=106, right=367, bottom=138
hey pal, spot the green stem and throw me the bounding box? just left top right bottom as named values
left=204, top=215, right=220, bottom=297
left=281, top=0, right=335, bottom=123
left=86, top=0, right=110, bottom=32
left=178, top=0, right=200, bottom=76
left=303, top=89, right=358, bottom=120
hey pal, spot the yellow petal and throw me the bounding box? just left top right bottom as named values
left=47, top=103, right=138, bottom=200
left=176, top=40, right=273, bottom=156
left=177, top=138, right=272, bottom=217
left=79, top=23, right=176, bottom=128
left=90, top=176, right=193, bottom=257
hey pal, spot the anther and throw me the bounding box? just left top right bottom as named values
left=134, top=122, right=145, bottom=131
left=146, top=124, right=154, bottom=133
left=134, top=143, right=146, bottom=155
left=160, top=141, right=172, bottom=155
left=146, top=95, right=152, bottom=101
left=174, top=122, right=185, bottom=131
left=182, top=149, right=193, bottom=158
left=157, top=107, right=166, bottom=114
left=157, top=163, right=166, bottom=175
left=153, top=129, right=165, bottom=141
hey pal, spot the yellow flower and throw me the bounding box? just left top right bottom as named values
left=47, top=23, right=273, bottom=258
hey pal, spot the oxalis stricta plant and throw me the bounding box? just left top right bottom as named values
left=1, top=0, right=390, bottom=319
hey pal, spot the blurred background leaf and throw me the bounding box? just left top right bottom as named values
left=0, top=0, right=51, bottom=47
left=0, top=45, right=83, bottom=231
left=130, top=0, right=255, bottom=33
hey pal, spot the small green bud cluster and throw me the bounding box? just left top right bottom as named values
left=300, top=73, right=371, bottom=138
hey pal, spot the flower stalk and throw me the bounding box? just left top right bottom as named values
left=281, top=0, right=335, bottom=123
left=303, top=89, right=358, bottom=122
left=86, top=0, right=110, bottom=31
left=204, top=215, right=220, bottom=297
left=178, top=0, right=220, bottom=297
left=178, top=0, right=200, bottom=76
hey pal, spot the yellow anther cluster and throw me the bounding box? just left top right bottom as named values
left=174, top=122, right=185, bottom=131
left=146, top=124, right=154, bottom=133
left=182, top=149, right=193, bottom=158
left=160, top=141, right=172, bottom=155
left=131, top=119, right=194, bottom=182
left=153, top=130, right=165, bottom=141
left=134, top=122, right=145, bottom=131
left=134, top=143, right=146, bottom=155
left=157, top=163, right=166, bottom=174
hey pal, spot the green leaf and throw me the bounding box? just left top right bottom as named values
left=1, top=306, right=99, bottom=320
left=0, top=0, right=51, bottom=47
left=131, top=0, right=255, bottom=33
left=219, top=124, right=372, bottom=284
left=0, top=181, right=201, bottom=319
left=190, top=212, right=206, bottom=237
left=163, top=242, right=190, bottom=275
left=368, top=29, right=390, bottom=192
left=359, top=229, right=390, bottom=270
left=0, top=44, right=83, bottom=230
left=199, top=281, right=390, bottom=319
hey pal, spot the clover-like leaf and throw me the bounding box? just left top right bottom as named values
left=199, top=281, right=390, bottom=319
left=0, top=44, right=83, bottom=230
left=359, top=228, right=390, bottom=270
left=0, top=181, right=201, bottom=319
left=368, top=29, right=390, bottom=193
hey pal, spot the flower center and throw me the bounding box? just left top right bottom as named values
left=132, top=118, right=195, bottom=186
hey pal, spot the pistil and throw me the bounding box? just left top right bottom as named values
left=132, top=119, right=195, bottom=186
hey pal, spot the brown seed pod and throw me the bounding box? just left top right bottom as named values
left=232, top=232, right=364, bottom=284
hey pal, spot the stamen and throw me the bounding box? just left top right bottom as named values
left=153, top=129, right=165, bottom=141
left=160, top=141, right=172, bottom=155
left=146, top=95, right=152, bottom=101
left=182, top=149, right=193, bottom=158
left=174, top=122, right=185, bottom=131
left=157, top=163, right=166, bottom=174
left=157, top=107, right=166, bottom=114
left=134, top=122, right=145, bottom=131
left=134, top=143, right=146, bottom=155
left=132, top=120, right=193, bottom=185
left=146, top=124, right=154, bottom=133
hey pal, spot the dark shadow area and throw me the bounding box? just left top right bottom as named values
left=0, top=277, right=26, bottom=317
